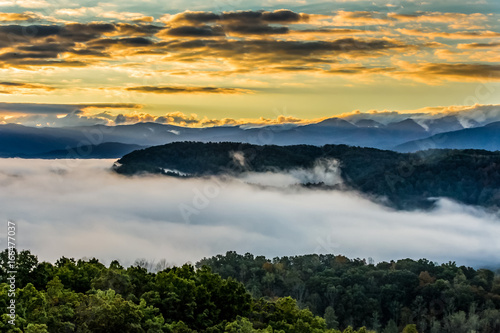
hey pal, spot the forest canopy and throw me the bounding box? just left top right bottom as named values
left=1, top=250, right=499, bottom=333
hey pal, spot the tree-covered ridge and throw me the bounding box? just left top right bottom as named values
left=0, top=250, right=375, bottom=333
left=198, top=252, right=500, bottom=333
left=113, top=142, right=500, bottom=210
left=1, top=250, right=499, bottom=333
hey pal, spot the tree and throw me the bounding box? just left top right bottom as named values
left=382, top=320, right=398, bottom=333
left=25, top=324, right=49, bottom=333
left=45, top=276, right=80, bottom=332
left=91, top=268, right=133, bottom=296
left=225, top=316, right=255, bottom=333
left=324, top=306, right=339, bottom=329
left=75, top=290, right=144, bottom=332
left=0, top=249, right=38, bottom=287
left=402, top=324, right=418, bottom=333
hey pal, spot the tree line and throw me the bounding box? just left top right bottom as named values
left=1, top=250, right=499, bottom=332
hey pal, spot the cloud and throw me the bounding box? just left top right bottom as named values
left=125, top=85, right=254, bottom=94
left=114, top=112, right=155, bottom=124
left=292, top=28, right=372, bottom=36
left=221, top=24, right=289, bottom=35
left=0, top=0, right=49, bottom=8
left=2, top=102, right=500, bottom=128
left=0, top=20, right=409, bottom=72
left=0, top=11, right=39, bottom=21
left=163, top=11, right=220, bottom=25
left=0, top=81, right=56, bottom=94
left=0, top=22, right=162, bottom=68
left=238, top=158, right=342, bottom=187
left=51, top=7, right=156, bottom=22
left=110, top=111, right=311, bottom=127
left=325, top=65, right=396, bottom=75
left=398, top=63, right=500, bottom=81
left=99, top=11, right=155, bottom=23
left=0, top=7, right=497, bottom=84
left=0, top=102, right=143, bottom=115
left=87, top=36, right=154, bottom=47
left=159, top=38, right=409, bottom=71
left=165, top=9, right=308, bottom=25
left=0, top=158, right=498, bottom=268
left=396, top=28, right=500, bottom=39
left=388, top=11, right=487, bottom=28
left=0, top=102, right=144, bottom=126
left=153, top=111, right=201, bottom=125
left=0, top=102, right=313, bottom=127
left=161, top=11, right=300, bottom=37
left=458, top=42, right=500, bottom=49
left=0, top=10, right=448, bottom=80
left=159, top=10, right=310, bottom=37
left=163, top=25, right=226, bottom=37
left=332, top=10, right=393, bottom=26
left=115, top=111, right=316, bottom=127
left=0, top=111, right=113, bottom=127
left=339, top=104, right=500, bottom=127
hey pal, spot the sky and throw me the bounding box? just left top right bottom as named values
left=1, top=158, right=499, bottom=268
left=0, top=0, right=499, bottom=126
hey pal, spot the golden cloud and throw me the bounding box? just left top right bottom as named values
left=0, top=81, right=56, bottom=94
left=396, top=28, right=500, bottom=39
left=125, top=86, right=254, bottom=94
left=388, top=11, right=486, bottom=24
left=457, top=42, right=500, bottom=49
left=113, top=110, right=322, bottom=127
left=0, top=12, right=39, bottom=21
left=393, top=62, right=500, bottom=82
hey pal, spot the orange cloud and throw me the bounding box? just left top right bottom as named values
left=113, top=111, right=321, bottom=127
left=0, top=12, right=39, bottom=21
left=125, top=86, right=254, bottom=94
left=393, top=62, right=500, bottom=82
left=388, top=11, right=486, bottom=24
left=396, top=28, right=500, bottom=39
left=457, top=42, right=500, bottom=49
left=332, top=11, right=393, bottom=26
left=0, top=81, right=56, bottom=94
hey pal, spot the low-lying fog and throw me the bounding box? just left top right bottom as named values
left=0, top=158, right=498, bottom=269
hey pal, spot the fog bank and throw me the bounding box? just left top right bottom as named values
left=0, top=158, right=498, bottom=268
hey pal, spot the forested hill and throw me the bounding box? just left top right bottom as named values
left=198, top=251, right=500, bottom=333
left=1, top=250, right=499, bottom=333
left=113, top=142, right=500, bottom=210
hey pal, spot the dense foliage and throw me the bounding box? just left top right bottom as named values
left=114, top=142, right=500, bottom=210
left=198, top=252, right=500, bottom=333
left=0, top=249, right=373, bottom=333
left=1, top=250, right=499, bottom=332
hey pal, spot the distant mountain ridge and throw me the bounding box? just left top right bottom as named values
left=27, top=142, right=146, bottom=159
left=395, top=121, right=500, bottom=152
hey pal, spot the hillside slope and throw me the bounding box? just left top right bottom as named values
left=114, top=142, right=500, bottom=210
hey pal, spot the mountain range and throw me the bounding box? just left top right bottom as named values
left=1, top=114, right=498, bottom=158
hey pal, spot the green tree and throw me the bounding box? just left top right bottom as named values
left=75, top=289, right=144, bottom=333
left=402, top=324, right=418, bottom=333
left=382, top=320, right=398, bottom=333
left=25, top=324, right=49, bottom=333
left=225, top=316, right=255, bottom=333
left=45, top=276, right=80, bottom=332
left=324, top=306, right=339, bottom=329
